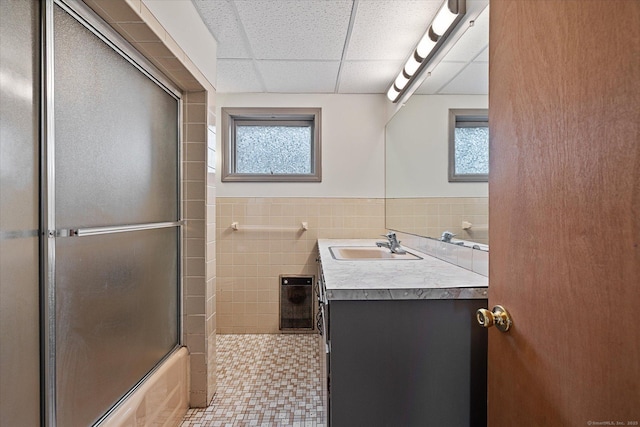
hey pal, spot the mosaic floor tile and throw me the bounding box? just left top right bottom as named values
left=181, top=334, right=325, bottom=427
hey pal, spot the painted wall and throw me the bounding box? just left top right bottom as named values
left=216, top=93, right=387, bottom=198
left=386, top=94, right=489, bottom=198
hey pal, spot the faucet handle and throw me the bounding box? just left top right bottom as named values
left=441, top=231, right=456, bottom=242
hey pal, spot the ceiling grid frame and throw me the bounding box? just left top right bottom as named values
left=191, top=0, right=489, bottom=95
left=228, top=0, right=267, bottom=92
left=334, top=0, right=359, bottom=93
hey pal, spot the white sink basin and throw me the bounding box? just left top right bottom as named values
left=329, top=246, right=422, bottom=261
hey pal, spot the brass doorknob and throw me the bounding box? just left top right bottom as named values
left=476, top=305, right=512, bottom=332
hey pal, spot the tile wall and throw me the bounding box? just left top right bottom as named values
left=385, top=197, right=489, bottom=245
left=183, top=92, right=217, bottom=406
left=205, top=114, right=217, bottom=401
left=396, top=232, right=489, bottom=277
left=216, top=197, right=386, bottom=334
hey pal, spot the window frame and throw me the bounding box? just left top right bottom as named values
left=221, top=107, right=322, bottom=182
left=448, top=108, right=489, bottom=182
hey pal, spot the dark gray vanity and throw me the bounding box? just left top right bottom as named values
left=317, top=239, right=488, bottom=427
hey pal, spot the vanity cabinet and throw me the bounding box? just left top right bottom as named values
left=327, top=298, right=487, bottom=427
left=317, top=238, right=489, bottom=427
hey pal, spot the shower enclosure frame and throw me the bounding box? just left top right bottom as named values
left=40, top=0, right=184, bottom=425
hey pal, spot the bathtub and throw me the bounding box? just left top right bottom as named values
left=99, top=347, right=189, bottom=427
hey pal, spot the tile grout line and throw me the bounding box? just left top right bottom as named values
left=181, top=334, right=325, bottom=427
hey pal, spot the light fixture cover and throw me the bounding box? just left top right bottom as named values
left=404, top=54, right=422, bottom=76
left=387, top=85, right=400, bottom=101
left=416, top=30, right=437, bottom=59
left=432, top=1, right=458, bottom=36
left=385, top=0, right=465, bottom=103
left=394, top=72, right=410, bottom=90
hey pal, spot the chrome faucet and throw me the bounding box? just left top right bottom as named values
left=440, top=231, right=456, bottom=243
left=440, top=231, right=465, bottom=245
left=376, top=232, right=406, bottom=254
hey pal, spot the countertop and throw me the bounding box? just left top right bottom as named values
left=318, top=239, right=488, bottom=301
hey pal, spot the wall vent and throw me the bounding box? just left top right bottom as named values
left=279, top=275, right=314, bottom=332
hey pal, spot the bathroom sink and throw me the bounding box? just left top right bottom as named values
left=329, top=246, right=422, bottom=261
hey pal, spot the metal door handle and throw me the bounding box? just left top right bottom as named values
left=477, top=305, right=513, bottom=332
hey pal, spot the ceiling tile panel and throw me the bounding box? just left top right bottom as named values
left=475, top=46, right=488, bottom=62
left=192, top=0, right=251, bottom=59
left=414, top=61, right=468, bottom=94
left=257, top=60, right=340, bottom=93
left=216, top=59, right=264, bottom=93
left=234, top=0, right=353, bottom=60
left=339, top=60, right=403, bottom=93
left=439, top=61, right=488, bottom=94
left=437, top=5, right=489, bottom=62
left=346, top=1, right=440, bottom=61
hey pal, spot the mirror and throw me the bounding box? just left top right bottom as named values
left=385, top=3, right=489, bottom=247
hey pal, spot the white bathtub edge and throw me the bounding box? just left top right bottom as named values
left=100, top=347, right=189, bottom=427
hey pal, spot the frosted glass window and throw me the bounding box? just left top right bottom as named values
left=221, top=108, right=321, bottom=182
left=454, top=127, right=489, bottom=174
left=236, top=125, right=311, bottom=174
left=449, top=109, right=489, bottom=182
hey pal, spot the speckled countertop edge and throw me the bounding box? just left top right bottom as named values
left=318, top=239, right=488, bottom=301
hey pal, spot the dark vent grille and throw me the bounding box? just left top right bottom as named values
left=279, top=276, right=314, bottom=331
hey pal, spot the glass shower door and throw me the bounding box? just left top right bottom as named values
left=50, top=3, right=180, bottom=425
left=0, top=1, right=41, bottom=425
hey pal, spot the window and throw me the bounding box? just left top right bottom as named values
left=448, top=109, right=489, bottom=182
left=221, top=107, right=321, bottom=182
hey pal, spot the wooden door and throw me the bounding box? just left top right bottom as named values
left=488, top=1, right=639, bottom=425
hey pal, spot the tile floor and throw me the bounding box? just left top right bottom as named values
left=180, top=334, right=325, bottom=427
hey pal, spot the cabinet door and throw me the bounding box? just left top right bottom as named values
left=329, top=299, right=487, bottom=427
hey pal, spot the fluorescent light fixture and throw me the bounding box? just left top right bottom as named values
left=394, top=72, right=410, bottom=90
left=416, top=30, right=438, bottom=59
left=404, top=53, right=422, bottom=76
left=432, top=1, right=459, bottom=36
left=387, top=85, right=401, bottom=101
left=386, top=0, right=466, bottom=102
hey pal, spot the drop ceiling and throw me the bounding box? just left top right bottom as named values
left=192, top=0, right=489, bottom=96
